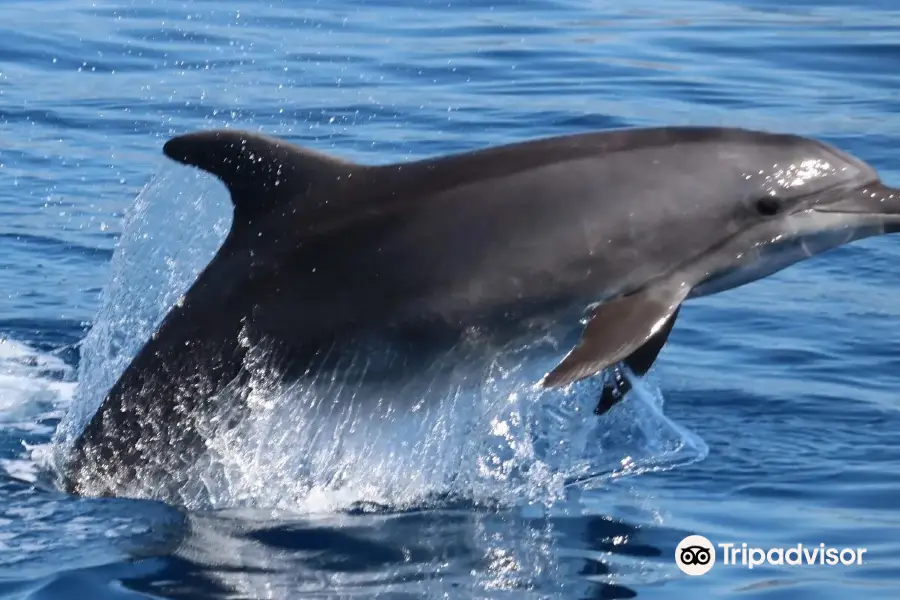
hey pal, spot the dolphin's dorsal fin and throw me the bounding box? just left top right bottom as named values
left=163, top=129, right=361, bottom=224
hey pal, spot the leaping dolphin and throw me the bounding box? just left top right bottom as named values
left=63, top=126, right=900, bottom=498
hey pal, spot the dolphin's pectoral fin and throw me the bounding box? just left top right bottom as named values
left=595, top=365, right=630, bottom=415
left=540, top=280, right=690, bottom=390
left=594, top=305, right=681, bottom=415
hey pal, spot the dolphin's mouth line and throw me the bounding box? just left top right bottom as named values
left=808, top=179, right=897, bottom=214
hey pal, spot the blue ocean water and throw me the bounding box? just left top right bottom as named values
left=1, top=0, right=899, bottom=598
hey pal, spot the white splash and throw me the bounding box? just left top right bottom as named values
left=0, top=338, right=75, bottom=486
left=51, top=165, right=232, bottom=466
left=47, top=168, right=707, bottom=512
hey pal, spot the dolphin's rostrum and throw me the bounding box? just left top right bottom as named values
left=64, top=126, right=900, bottom=498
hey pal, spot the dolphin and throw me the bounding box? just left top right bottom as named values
left=63, top=125, right=899, bottom=498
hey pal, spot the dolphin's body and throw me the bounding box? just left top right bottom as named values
left=64, top=126, right=899, bottom=498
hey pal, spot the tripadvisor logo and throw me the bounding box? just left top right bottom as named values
left=675, top=535, right=867, bottom=575
left=676, top=535, right=716, bottom=576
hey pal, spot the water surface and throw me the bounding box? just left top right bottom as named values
left=1, top=0, right=899, bottom=598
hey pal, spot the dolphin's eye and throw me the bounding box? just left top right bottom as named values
left=755, top=196, right=781, bottom=216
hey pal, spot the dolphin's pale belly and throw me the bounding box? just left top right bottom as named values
left=688, top=226, right=864, bottom=299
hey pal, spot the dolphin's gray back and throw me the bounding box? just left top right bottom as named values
left=156, top=125, right=815, bottom=335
